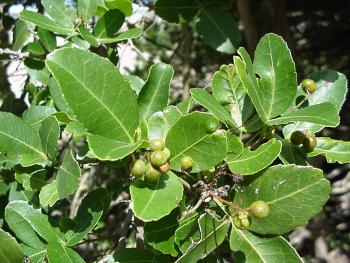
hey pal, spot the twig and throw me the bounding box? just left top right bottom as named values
left=178, top=176, right=192, bottom=192
left=187, top=199, right=203, bottom=215
left=0, top=48, right=30, bottom=58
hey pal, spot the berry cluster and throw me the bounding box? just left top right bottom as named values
left=290, top=129, right=317, bottom=153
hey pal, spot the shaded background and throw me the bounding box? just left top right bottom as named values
left=1, top=0, right=350, bottom=262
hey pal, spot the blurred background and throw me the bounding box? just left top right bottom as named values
left=1, top=0, right=350, bottom=262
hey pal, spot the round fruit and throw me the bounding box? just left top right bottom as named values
left=250, top=200, right=270, bottom=219
left=74, top=18, right=82, bottom=26
left=131, top=159, right=146, bottom=178
left=150, top=150, right=167, bottom=167
left=145, top=163, right=161, bottom=183
left=163, top=147, right=171, bottom=160
left=290, top=130, right=305, bottom=145
left=232, top=211, right=251, bottom=230
left=149, top=139, right=165, bottom=151
left=301, top=79, right=316, bottom=94
left=181, top=156, right=193, bottom=171
left=303, top=135, right=317, bottom=153
left=159, top=163, right=170, bottom=173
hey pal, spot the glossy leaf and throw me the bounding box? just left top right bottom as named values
left=148, top=106, right=182, bottom=141
left=234, top=165, right=331, bottom=234
left=95, top=9, right=124, bottom=38
left=267, top=103, right=339, bottom=126
left=12, top=19, right=30, bottom=51
left=144, top=209, right=179, bottom=256
left=19, top=11, right=74, bottom=35
left=0, top=229, right=24, bottom=263
left=65, top=188, right=111, bottom=246
left=47, top=242, right=85, bottom=263
left=176, top=213, right=229, bottom=263
left=130, top=172, right=183, bottom=222
left=0, top=112, right=47, bottom=167
left=308, top=137, right=350, bottom=164
left=166, top=112, right=227, bottom=173
left=229, top=224, right=302, bottom=263
left=39, top=116, right=60, bottom=160
left=284, top=70, right=347, bottom=136
left=227, top=139, right=282, bottom=175
left=42, top=0, right=77, bottom=28
left=196, top=9, right=240, bottom=54
left=5, top=201, right=66, bottom=242
left=57, top=150, right=80, bottom=198
left=39, top=180, right=59, bottom=207
left=138, top=62, right=174, bottom=120
left=191, top=88, right=238, bottom=127
left=155, top=0, right=199, bottom=23
left=46, top=47, right=139, bottom=143
left=78, top=0, right=98, bottom=21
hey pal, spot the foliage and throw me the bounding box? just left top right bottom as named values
left=0, top=0, right=348, bottom=262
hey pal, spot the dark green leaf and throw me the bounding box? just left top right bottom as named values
left=12, top=19, right=30, bottom=51
left=57, top=150, right=80, bottom=198
left=39, top=116, right=60, bottom=160
left=95, top=9, right=125, bottom=38
left=37, top=28, right=57, bottom=52
left=105, top=0, right=133, bottom=16
left=47, top=242, right=85, bottom=263
left=155, top=0, right=199, bottom=23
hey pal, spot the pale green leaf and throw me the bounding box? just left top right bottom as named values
left=48, top=78, right=74, bottom=116
left=130, top=172, right=183, bottom=222
left=39, top=116, right=60, bottom=160
left=57, top=150, right=80, bottom=198
left=175, top=213, right=200, bottom=253
left=22, top=106, right=56, bottom=130
left=226, top=139, right=281, bottom=175
left=19, top=244, right=46, bottom=263
left=12, top=19, right=30, bottom=51
left=0, top=229, right=24, bottom=263
left=39, top=180, right=59, bottom=207
left=234, top=165, right=331, bottom=234
left=78, top=0, right=98, bottom=20
left=138, top=62, right=174, bottom=120
left=47, top=242, right=85, bottom=263
left=96, top=28, right=142, bottom=43
left=105, top=0, right=133, bottom=16
left=124, top=74, right=145, bottom=96
left=42, top=0, right=77, bottom=28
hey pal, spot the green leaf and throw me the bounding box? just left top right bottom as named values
left=279, top=140, right=308, bottom=166
left=308, top=137, right=350, bottom=164
left=176, top=213, right=229, bottom=263
left=87, top=134, right=143, bottom=161
left=124, top=74, right=145, bottom=96
left=130, top=172, right=183, bottom=222
left=234, top=165, right=331, bottom=234
left=96, top=28, right=142, bottom=43
left=105, top=0, right=133, bottom=16
left=65, top=188, right=111, bottom=246
left=48, top=78, right=74, bottom=116
left=42, top=0, right=77, bottom=28
left=24, top=58, right=51, bottom=86
left=166, top=112, right=227, bottom=173
left=0, top=112, right=47, bottom=167
left=0, top=229, right=24, bottom=263
left=176, top=97, right=196, bottom=114
left=95, top=9, right=124, bottom=38
left=37, top=28, right=57, bottom=52
left=19, top=244, right=46, bottom=263
left=19, top=11, right=74, bottom=35
left=8, top=183, right=35, bottom=202
left=114, top=248, right=161, bottom=263
left=148, top=106, right=182, bottom=141
left=22, top=106, right=56, bottom=130
left=175, top=213, right=200, bottom=253
left=0, top=179, right=10, bottom=196
left=39, top=116, right=60, bottom=161
left=47, top=242, right=85, bottom=263
left=284, top=70, right=347, bottom=136
left=267, top=103, right=339, bottom=126
left=5, top=200, right=66, bottom=243
left=227, top=139, right=281, bottom=175
left=15, top=167, right=46, bottom=191
left=191, top=88, right=238, bottom=128
left=78, top=26, right=98, bottom=47
left=46, top=47, right=139, bottom=143
left=78, top=0, right=98, bottom=20
left=138, top=62, right=174, bottom=120
left=155, top=0, right=199, bottom=23
left=196, top=9, right=240, bottom=54
left=12, top=19, right=30, bottom=51
left=57, top=150, right=80, bottom=198
left=144, top=209, right=179, bottom=256
left=229, top=224, right=302, bottom=263
left=39, top=180, right=59, bottom=207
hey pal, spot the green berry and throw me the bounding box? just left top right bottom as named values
left=232, top=211, right=251, bottom=230
left=303, top=134, right=317, bottom=153
left=131, top=159, right=146, bottom=178
left=250, top=200, right=270, bottom=219
left=290, top=131, right=305, bottom=145
left=149, top=139, right=165, bottom=151
left=301, top=79, right=316, bottom=94
left=150, top=150, right=167, bottom=167
left=181, top=156, right=193, bottom=171
left=145, top=163, right=161, bottom=183
left=163, top=147, right=171, bottom=160
left=159, top=163, right=170, bottom=173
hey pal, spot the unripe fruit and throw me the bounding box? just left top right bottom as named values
left=163, top=147, right=171, bottom=160
left=303, top=135, right=317, bottom=153
left=250, top=200, right=270, bottom=219
left=74, top=18, right=82, bottom=26
left=159, top=163, right=170, bottom=173
left=264, top=126, right=275, bottom=139
left=150, top=150, right=167, bottom=167
left=301, top=79, right=316, bottom=94
left=149, top=139, right=165, bottom=151
left=232, top=211, right=251, bottom=230
left=145, top=163, right=161, bottom=183
left=290, top=130, right=305, bottom=145
left=181, top=156, right=193, bottom=171
left=131, top=159, right=146, bottom=178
